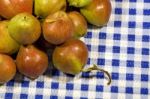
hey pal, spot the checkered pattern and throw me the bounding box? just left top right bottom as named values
left=0, top=0, right=150, bottom=99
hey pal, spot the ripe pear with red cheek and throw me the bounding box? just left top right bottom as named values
left=0, top=54, right=16, bottom=84
left=52, top=39, right=88, bottom=75
left=68, top=11, right=87, bottom=38
left=34, top=0, right=66, bottom=18
left=8, top=13, right=41, bottom=45
left=16, top=45, right=48, bottom=79
left=42, top=11, right=74, bottom=45
left=0, top=0, right=33, bottom=19
left=80, top=0, right=112, bottom=27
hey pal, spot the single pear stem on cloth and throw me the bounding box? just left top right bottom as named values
left=82, top=64, right=112, bottom=85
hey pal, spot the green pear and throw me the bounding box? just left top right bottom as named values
left=80, top=0, right=112, bottom=27
left=0, top=21, right=20, bottom=54
left=8, top=13, right=41, bottom=45
left=67, top=0, right=91, bottom=7
left=34, top=0, right=66, bottom=18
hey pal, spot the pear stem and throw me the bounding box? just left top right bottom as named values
left=82, top=64, right=112, bottom=85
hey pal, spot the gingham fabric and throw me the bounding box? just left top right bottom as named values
left=0, top=0, right=150, bottom=99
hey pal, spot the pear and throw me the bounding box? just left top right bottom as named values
left=0, top=0, right=33, bottom=19
left=42, top=11, right=74, bottom=45
left=8, top=13, right=41, bottom=45
left=16, top=45, right=48, bottom=79
left=80, top=0, right=112, bottom=27
left=34, top=0, right=66, bottom=18
left=68, top=11, right=87, bottom=38
left=0, top=21, right=20, bottom=54
left=0, top=54, right=16, bottom=84
left=52, top=39, right=88, bottom=75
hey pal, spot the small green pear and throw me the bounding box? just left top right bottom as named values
left=8, top=13, right=41, bottom=45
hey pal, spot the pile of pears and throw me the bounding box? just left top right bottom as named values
left=0, top=0, right=112, bottom=85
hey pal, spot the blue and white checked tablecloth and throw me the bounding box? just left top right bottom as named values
left=0, top=0, right=150, bottom=99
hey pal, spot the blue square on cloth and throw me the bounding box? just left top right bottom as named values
left=115, top=8, right=122, bottom=14
left=142, top=35, right=150, bottom=42
left=35, top=95, right=43, bottom=99
left=143, top=22, right=150, bottom=29
left=5, top=93, right=13, bottom=99
left=141, top=61, right=149, bottom=68
left=128, top=22, right=136, bottom=28
left=20, top=94, right=28, bottom=99
left=128, top=35, right=135, bottom=41
left=127, top=60, right=134, bottom=67
left=99, top=32, right=107, bottom=39
left=51, top=82, right=59, bottom=89
left=113, top=34, right=121, bottom=40
left=50, top=95, right=58, bottom=99
left=141, top=74, right=148, bottom=81
left=143, top=9, right=150, bottom=15
left=112, top=59, right=120, bottom=66
left=66, top=83, right=74, bottom=90
left=111, top=86, right=118, bottom=93
left=126, top=87, right=133, bottom=94
left=81, top=84, right=89, bottom=91
left=97, top=58, right=105, bottom=65
left=6, top=81, right=14, bottom=87
left=113, top=46, right=120, bottom=53
left=96, top=72, right=104, bottom=78
left=114, top=21, right=121, bottom=27
left=126, top=74, right=134, bottom=81
left=98, top=45, right=106, bottom=52
left=141, top=88, right=148, bottom=94
left=96, top=85, right=103, bottom=92
left=85, top=32, right=92, bottom=38
left=36, top=81, right=44, bottom=88
left=127, top=47, right=135, bottom=54
left=21, top=81, right=29, bottom=87
left=112, top=72, right=119, bottom=80
left=144, top=0, right=150, bottom=3
left=142, top=48, right=149, bottom=55
left=129, top=9, right=136, bottom=15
